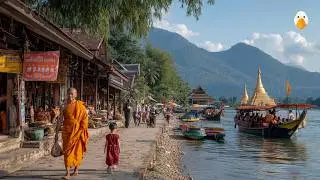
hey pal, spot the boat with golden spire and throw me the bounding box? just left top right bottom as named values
left=234, top=67, right=310, bottom=138
left=249, top=67, right=276, bottom=106
left=240, top=84, right=249, bottom=105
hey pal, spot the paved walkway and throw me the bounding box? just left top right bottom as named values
left=2, top=118, right=163, bottom=180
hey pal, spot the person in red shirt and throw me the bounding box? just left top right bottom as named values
left=104, top=122, right=120, bottom=174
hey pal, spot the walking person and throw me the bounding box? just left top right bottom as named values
left=132, top=105, right=137, bottom=126
left=141, top=104, right=146, bottom=123
left=146, top=105, right=150, bottom=121
left=123, top=100, right=131, bottom=128
left=62, top=88, right=89, bottom=179
left=105, top=122, right=120, bottom=174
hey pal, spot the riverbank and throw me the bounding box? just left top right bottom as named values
left=144, top=117, right=190, bottom=180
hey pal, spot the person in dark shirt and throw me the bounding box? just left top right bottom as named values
left=123, top=100, right=131, bottom=128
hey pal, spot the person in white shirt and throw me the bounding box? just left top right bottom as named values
left=288, top=110, right=295, bottom=121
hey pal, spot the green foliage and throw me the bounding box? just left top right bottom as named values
left=108, top=31, right=190, bottom=105
left=26, top=0, right=214, bottom=38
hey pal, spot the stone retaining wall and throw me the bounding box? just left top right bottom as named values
left=139, top=126, right=164, bottom=179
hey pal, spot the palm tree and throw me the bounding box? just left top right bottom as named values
left=144, top=60, right=160, bottom=87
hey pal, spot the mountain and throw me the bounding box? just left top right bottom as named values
left=286, top=62, right=308, bottom=71
left=147, top=28, right=320, bottom=99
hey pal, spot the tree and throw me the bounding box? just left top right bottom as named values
left=26, top=0, right=215, bottom=38
left=107, top=31, right=190, bottom=105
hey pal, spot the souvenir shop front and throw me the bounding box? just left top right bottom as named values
left=23, top=51, right=65, bottom=125
left=0, top=50, right=23, bottom=137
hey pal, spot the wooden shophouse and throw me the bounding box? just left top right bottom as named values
left=0, top=0, right=110, bottom=142
left=62, top=29, right=135, bottom=120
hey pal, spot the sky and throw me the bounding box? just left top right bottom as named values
left=153, top=0, right=320, bottom=72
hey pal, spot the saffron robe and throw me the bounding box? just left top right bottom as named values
left=62, top=100, right=89, bottom=168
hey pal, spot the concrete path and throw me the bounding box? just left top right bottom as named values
left=2, top=118, right=163, bottom=180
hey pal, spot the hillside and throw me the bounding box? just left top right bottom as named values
left=147, top=28, right=320, bottom=98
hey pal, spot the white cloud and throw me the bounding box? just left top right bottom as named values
left=291, top=54, right=304, bottom=65
left=153, top=19, right=199, bottom=38
left=243, top=31, right=320, bottom=71
left=198, top=41, right=224, bottom=52
left=153, top=19, right=224, bottom=52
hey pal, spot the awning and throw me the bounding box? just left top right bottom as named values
left=100, top=64, right=129, bottom=82
left=109, top=82, right=127, bottom=92
left=236, top=105, right=277, bottom=111
left=277, top=104, right=313, bottom=109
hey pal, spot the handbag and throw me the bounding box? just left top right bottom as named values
left=51, top=113, right=63, bottom=157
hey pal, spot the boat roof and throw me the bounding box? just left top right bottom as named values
left=236, top=105, right=276, bottom=111
left=236, top=104, right=313, bottom=111
left=277, top=104, right=313, bottom=109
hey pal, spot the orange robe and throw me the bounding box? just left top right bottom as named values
left=62, top=100, right=89, bottom=168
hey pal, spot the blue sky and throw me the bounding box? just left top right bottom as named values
left=154, top=0, right=320, bottom=72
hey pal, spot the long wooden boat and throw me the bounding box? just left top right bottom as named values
left=181, top=117, right=200, bottom=122
left=182, top=127, right=206, bottom=140
left=204, top=127, right=225, bottom=140
left=234, top=106, right=307, bottom=138
left=202, top=109, right=223, bottom=121
left=236, top=68, right=310, bottom=138
left=179, top=111, right=200, bottom=122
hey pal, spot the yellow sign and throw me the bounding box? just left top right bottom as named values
left=0, top=50, right=22, bottom=73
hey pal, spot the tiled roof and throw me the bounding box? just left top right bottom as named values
left=123, top=64, right=140, bottom=76
left=61, top=28, right=103, bottom=51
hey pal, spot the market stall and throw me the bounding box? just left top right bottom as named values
left=23, top=51, right=62, bottom=141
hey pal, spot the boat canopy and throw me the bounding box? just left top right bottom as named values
left=277, top=104, right=313, bottom=109
left=237, top=104, right=313, bottom=111
left=236, top=105, right=276, bottom=111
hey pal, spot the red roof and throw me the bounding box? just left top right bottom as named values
left=277, top=104, right=313, bottom=109
left=236, top=105, right=276, bottom=111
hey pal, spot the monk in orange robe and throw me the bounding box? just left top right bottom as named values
left=62, top=88, right=89, bottom=179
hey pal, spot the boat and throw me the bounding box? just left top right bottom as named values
left=182, top=126, right=206, bottom=140
left=200, top=102, right=224, bottom=121
left=179, top=111, right=200, bottom=122
left=234, top=67, right=310, bottom=138
left=278, top=104, right=311, bottom=129
left=204, top=127, right=225, bottom=140
left=201, top=108, right=223, bottom=121
left=234, top=105, right=308, bottom=138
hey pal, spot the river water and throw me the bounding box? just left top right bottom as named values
left=181, top=109, right=320, bottom=180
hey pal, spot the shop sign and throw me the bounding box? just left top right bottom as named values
left=0, top=50, right=22, bottom=73
left=23, top=51, right=60, bottom=81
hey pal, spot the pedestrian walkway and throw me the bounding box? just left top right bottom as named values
left=2, top=118, right=163, bottom=180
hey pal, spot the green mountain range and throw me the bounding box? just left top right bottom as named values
left=147, top=28, right=320, bottom=99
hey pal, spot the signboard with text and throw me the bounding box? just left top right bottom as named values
left=0, top=50, right=22, bottom=73
left=23, top=51, right=60, bottom=81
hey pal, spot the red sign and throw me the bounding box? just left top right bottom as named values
left=23, top=51, right=60, bottom=81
